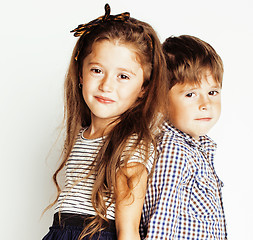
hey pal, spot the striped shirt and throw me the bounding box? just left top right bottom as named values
left=55, top=128, right=154, bottom=220
left=140, top=122, right=227, bottom=239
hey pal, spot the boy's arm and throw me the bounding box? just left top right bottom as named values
left=115, top=162, right=148, bottom=240
left=145, top=139, right=187, bottom=239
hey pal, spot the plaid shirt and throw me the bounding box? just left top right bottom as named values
left=140, top=122, right=227, bottom=239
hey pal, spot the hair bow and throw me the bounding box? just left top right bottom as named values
left=71, top=4, right=130, bottom=37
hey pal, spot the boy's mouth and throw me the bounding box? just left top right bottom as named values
left=195, top=118, right=212, bottom=121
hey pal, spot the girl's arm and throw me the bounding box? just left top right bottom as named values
left=115, top=162, right=148, bottom=240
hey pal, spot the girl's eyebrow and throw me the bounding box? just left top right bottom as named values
left=88, top=62, right=136, bottom=76
left=118, top=68, right=136, bottom=76
left=88, top=61, right=102, bottom=66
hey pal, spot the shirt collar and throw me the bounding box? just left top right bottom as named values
left=162, top=121, right=217, bottom=152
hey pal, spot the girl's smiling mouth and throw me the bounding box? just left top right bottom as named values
left=94, top=95, right=115, bottom=104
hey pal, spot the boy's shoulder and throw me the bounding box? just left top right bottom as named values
left=158, top=121, right=194, bottom=147
left=158, top=121, right=216, bottom=155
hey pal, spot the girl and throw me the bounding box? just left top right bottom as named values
left=43, top=4, right=167, bottom=240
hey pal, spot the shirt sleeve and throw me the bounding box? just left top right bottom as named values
left=144, top=132, right=189, bottom=239
left=121, top=135, right=155, bottom=175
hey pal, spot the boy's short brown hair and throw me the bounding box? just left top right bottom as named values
left=162, top=35, right=224, bottom=89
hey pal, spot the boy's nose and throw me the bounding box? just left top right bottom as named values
left=200, top=105, right=208, bottom=111
left=98, top=75, right=114, bottom=92
left=199, top=96, right=211, bottom=111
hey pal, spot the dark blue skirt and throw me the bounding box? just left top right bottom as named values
left=42, top=213, right=117, bottom=240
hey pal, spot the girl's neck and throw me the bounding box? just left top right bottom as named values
left=83, top=126, right=106, bottom=139
left=83, top=118, right=118, bottom=139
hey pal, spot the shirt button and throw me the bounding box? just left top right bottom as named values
left=198, top=147, right=204, bottom=152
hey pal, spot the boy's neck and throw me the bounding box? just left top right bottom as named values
left=168, top=122, right=201, bottom=142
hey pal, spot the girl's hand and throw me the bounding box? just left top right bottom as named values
left=115, top=163, right=148, bottom=240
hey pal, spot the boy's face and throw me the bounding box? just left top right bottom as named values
left=167, top=72, right=221, bottom=140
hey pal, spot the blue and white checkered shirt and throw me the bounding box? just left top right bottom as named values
left=140, top=122, right=227, bottom=239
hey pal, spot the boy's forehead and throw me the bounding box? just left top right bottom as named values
left=184, top=71, right=220, bottom=87
left=174, top=75, right=221, bottom=91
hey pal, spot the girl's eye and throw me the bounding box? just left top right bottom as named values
left=209, top=90, right=219, bottom=96
left=118, top=74, right=130, bottom=80
left=91, top=68, right=102, bottom=74
left=185, top=92, right=195, bottom=98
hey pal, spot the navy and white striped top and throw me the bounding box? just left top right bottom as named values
left=55, top=128, right=154, bottom=220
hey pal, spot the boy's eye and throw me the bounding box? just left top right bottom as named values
left=185, top=92, right=195, bottom=98
left=209, top=90, right=219, bottom=96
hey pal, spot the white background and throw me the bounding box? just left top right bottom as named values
left=1, top=0, right=252, bottom=239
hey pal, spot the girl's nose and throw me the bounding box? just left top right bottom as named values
left=98, top=75, right=114, bottom=92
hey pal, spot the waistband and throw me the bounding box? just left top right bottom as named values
left=53, top=213, right=116, bottom=233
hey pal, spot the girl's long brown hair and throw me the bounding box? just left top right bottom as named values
left=46, top=18, right=168, bottom=239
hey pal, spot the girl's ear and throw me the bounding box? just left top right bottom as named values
left=138, top=86, right=146, bottom=99
left=79, top=72, right=83, bottom=84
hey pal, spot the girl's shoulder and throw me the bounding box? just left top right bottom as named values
left=122, top=134, right=155, bottom=175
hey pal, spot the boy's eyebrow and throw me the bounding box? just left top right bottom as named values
left=178, top=86, right=222, bottom=95
left=211, top=85, right=222, bottom=89
left=179, top=86, right=198, bottom=93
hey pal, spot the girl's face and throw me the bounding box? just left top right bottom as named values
left=80, top=40, right=144, bottom=127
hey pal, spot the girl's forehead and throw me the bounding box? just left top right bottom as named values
left=93, top=39, right=139, bottom=54
left=90, top=39, right=143, bottom=64
left=82, top=40, right=143, bottom=74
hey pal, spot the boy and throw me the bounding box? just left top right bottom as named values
left=140, top=35, right=227, bottom=239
